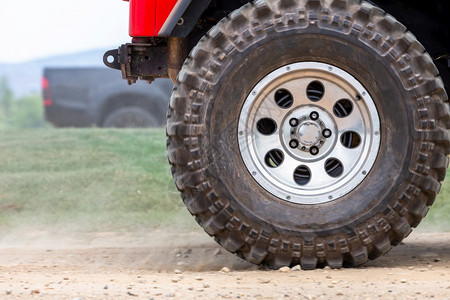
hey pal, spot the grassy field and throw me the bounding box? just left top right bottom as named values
left=0, top=128, right=449, bottom=243
left=0, top=128, right=196, bottom=242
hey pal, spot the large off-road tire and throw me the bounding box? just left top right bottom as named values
left=103, top=106, right=158, bottom=128
left=167, top=0, right=450, bottom=269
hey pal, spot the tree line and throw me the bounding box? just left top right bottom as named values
left=0, top=77, right=48, bottom=129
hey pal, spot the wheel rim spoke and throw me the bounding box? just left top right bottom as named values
left=303, top=160, right=336, bottom=189
left=267, top=154, right=302, bottom=186
left=277, top=78, right=312, bottom=107
left=316, top=81, right=352, bottom=112
left=327, top=142, right=361, bottom=174
left=334, top=108, right=365, bottom=136
left=253, top=131, right=283, bottom=158
left=255, top=94, right=288, bottom=125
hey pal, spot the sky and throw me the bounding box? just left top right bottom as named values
left=0, top=0, right=131, bottom=63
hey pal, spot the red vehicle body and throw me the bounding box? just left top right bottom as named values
left=128, top=0, right=179, bottom=37
left=105, top=0, right=450, bottom=270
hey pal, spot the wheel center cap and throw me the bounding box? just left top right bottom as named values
left=298, top=122, right=320, bottom=146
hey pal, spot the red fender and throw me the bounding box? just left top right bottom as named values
left=129, top=0, right=184, bottom=37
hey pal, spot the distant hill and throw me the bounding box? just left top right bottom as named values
left=0, top=49, right=110, bottom=97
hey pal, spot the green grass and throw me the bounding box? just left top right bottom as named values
left=0, top=128, right=449, bottom=243
left=0, top=128, right=196, bottom=241
left=420, top=168, right=450, bottom=232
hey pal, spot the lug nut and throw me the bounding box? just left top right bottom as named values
left=323, top=129, right=332, bottom=138
left=289, top=139, right=299, bottom=148
left=289, top=118, right=299, bottom=127
left=310, top=146, right=319, bottom=156
left=310, top=111, right=319, bottom=120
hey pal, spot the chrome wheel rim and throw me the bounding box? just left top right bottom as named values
left=238, top=62, right=381, bottom=205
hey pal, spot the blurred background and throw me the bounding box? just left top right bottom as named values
left=0, top=0, right=173, bottom=130
left=0, top=0, right=130, bottom=126
left=0, top=0, right=195, bottom=246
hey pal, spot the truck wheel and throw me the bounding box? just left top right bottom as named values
left=103, top=106, right=158, bottom=128
left=167, top=0, right=450, bottom=269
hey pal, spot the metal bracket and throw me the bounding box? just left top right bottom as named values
left=103, top=43, right=168, bottom=84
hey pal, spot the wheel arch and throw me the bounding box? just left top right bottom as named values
left=97, top=91, right=167, bottom=127
left=176, top=0, right=448, bottom=50
left=173, top=0, right=449, bottom=91
left=169, top=0, right=251, bottom=37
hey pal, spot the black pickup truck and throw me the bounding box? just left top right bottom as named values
left=42, top=68, right=173, bottom=128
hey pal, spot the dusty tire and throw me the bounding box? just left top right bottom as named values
left=103, top=106, right=158, bottom=128
left=167, top=0, right=450, bottom=269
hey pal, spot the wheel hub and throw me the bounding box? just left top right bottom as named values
left=282, top=106, right=337, bottom=162
left=287, top=109, right=334, bottom=155
left=238, top=62, right=381, bottom=205
left=297, top=122, right=320, bottom=146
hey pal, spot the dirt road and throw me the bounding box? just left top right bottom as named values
left=0, top=231, right=449, bottom=299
